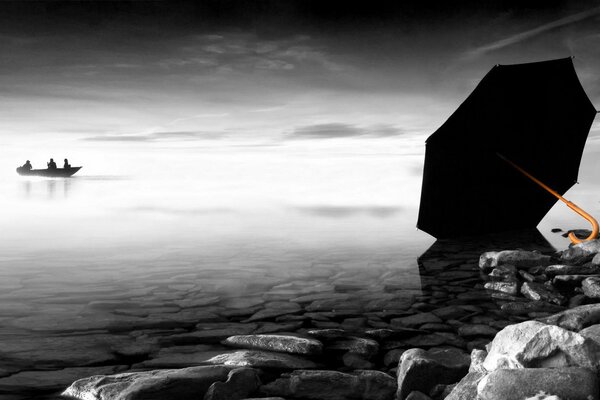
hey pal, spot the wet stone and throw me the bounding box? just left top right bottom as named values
left=391, top=313, right=442, bottom=328
left=307, top=329, right=348, bottom=341
left=222, top=334, right=323, bottom=355
left=484, top=281, right=518, bottom=295
left=520, top=282, right=566, bottom=305
left=207, top=350, right=318, bottom=369
left=500, top=301, right=564, bottom=316
left=457, top=324, right=499, bottom=338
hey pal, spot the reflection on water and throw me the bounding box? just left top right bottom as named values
left=19, top=178, right=74, bottom=200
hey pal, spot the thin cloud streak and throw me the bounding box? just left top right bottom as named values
left=465, top=6, right=600, bottom=58
left=286, top=123, right=405, bottom=140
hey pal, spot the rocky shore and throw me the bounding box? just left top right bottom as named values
left=6, top=235, right=600, bottom=399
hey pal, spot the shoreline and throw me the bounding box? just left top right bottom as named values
left=3, top=233, right=598, bottom=399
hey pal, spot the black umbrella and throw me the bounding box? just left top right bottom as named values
left=417, top=58, right=598, bottom=239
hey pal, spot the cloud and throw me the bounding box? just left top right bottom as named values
left=83, top=131, right=227, bottom=142
left=286, top=123, right=404, bottom=139
left=129, top=206, right=233, bottom=216
left=294, top=206, right=402, bottom=218
left=464, top=6, right=600, bottom=59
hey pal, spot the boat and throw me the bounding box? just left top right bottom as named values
left=16, top=166, right=82, bottom=177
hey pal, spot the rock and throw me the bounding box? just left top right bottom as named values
left=245, top=303, right=302, bottom=322
left=561, top=240, right=600, bottom=263
left=500, top=301, right=563, bottom=316
left=482, top=320, right=600, bottom=372
left=62, top=365, right=231, bottom=400
left=546, top=264, right=600, bottom=276
left=207, top=350, right=317, bottom=369
left=364, top=328, right=426, bottom=341
left=457, top=324, right=498, bottom=338
left=469, top=349, right=487, bottom=373
left=222, top=335, right=323, bottom=355
left=479, top=251, right=551, bottom=271
left=593, top=253, right=600, bottom=265
left=488, top=264, right=517, bottom=279
left=477, top=367, right=599, bottom=400
left=160, top=324, right=258, bottom=345
left=391, top=313, right=442, bottom=328
left=396, top=347, right=470, bottom=400
left=552, top=275, right=598, bottom=289
left=431, top=306, right=473, bottom=320
left=420, top=323, right=453, bottom=332
left=343, top=352, right=375, bottom=369
left=204, top=368, right=261, bottom=400
left=484, top=281, right=518, bottom=295
left=307, top=329, right=348, bottom=340
left=444, top=370, right=486, bottom=400
left=405, top=391, right=432, bottom=400
left=520, top=282, right=566, bottom=305
left=260, top=369, right=397, bottom=400
left=254, top=321, right=304, bottom=334
left=583, top=277, right=600, bottom=298
left=538, top=303, right=600, bottom=331
left=327, top=337, right=379, bottom=358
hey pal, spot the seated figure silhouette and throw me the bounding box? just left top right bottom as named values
left=22, top=160, right=32, bottom=170
left=47, top=158, right=57, bottom=170
left=64, top=158, right=71, bottom=168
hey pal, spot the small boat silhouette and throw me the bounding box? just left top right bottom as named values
left=16, top=166, right=82, bottom=177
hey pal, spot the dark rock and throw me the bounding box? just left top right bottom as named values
left=207, top=350, right=318, bottom=369
left=518, top=270, right=536, bottom=282
left=364, top=328, right=425, bottom=341
left=222, top=335, right=323, bottom=355
left=0, top=366, right=123, bottom=392
left=488, top=264, right=517, bottom=279
left=259, top=369, right=397, bottom=400
left=500, top=301, right=564, bottom=316
left=479, top=250, right=551, bottom=272
left=560, top=240, right=600, bottom=264
left=405, top=391, right=432, bottom=400
left=307, top=329, right=347, bottom=340
left=552, top=275, right=599, bottom=289
left=546, top=263, right=600, bottom=277
left=396, top=347, right=470, bottom=400
left=204, top=368, right=261, bottom=400
left=582, top=277, right=600, bottom=298
left=327, top=337, right=379, bottom=358
left=391, top=313, right=442, bottom=328
left=538, top=303, right=600, bottom=331
left=431, top=306, right=474, bottom=320
left=62, top=365, right=231, bottom=400
left=384, top=349, right=406, bottom=367
left=343, top=352, right=375, bottom=369
left=134, top=345, right=234, bottom=369
left=520, top=282, right=566, bottom=305
left=420, top=323, right=453, bottom=332
left=477, top=367, right=599, bottom=400
left=254, top=321, right=304, bottom=334
left=245, top=303, right=302, bottom=322
left=457, top=324, right=498, bottom=338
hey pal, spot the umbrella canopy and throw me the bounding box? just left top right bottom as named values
left=417, top=58, right=597, bottom=238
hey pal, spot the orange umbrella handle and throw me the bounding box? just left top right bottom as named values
left=497, top=153, right=599, bottom=244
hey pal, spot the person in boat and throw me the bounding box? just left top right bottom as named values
left=64, top=158, right=71, bottom=168
left=22, top=160, right=32, bottom=170
left=47, top=158, right=57, bottom=169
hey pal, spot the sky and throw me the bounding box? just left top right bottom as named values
left=1, top=0, right=600, bottom=253
left=0, top=0, right=598, bottom=148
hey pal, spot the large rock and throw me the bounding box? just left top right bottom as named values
left=483, top=321, right=600, bottom=372
left=477, top=367, right=599, bottom=400
left=479, top=251, right=551, bottom=272
left=204, top=368, right=261, bottom=400
left=62, top=365, right=231, bottom=400
left=207, top=350, right=317, bottom=369
left=561, top=240, right=600, bottom=263
left=259, top=369, right=396, bottom=400
left=396, top=348, right=470, bottom=400
left=538, top=303, right=600, bottom=331
left=222, top=335, right=323, bottom=355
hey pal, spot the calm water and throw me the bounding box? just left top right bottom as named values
left=0, top=138, right=598, bottom=398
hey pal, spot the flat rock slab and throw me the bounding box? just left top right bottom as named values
left=63, top=365, right=231, bottom=400
left=538, top=303, right=600, bottom=331
left=223, top=334, right=323, bottom=355
left=477, top=367, right=599, bottom=400
left=207, top=350, right=318, bottom=369
left=260, top=370, right=397, bottom=400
